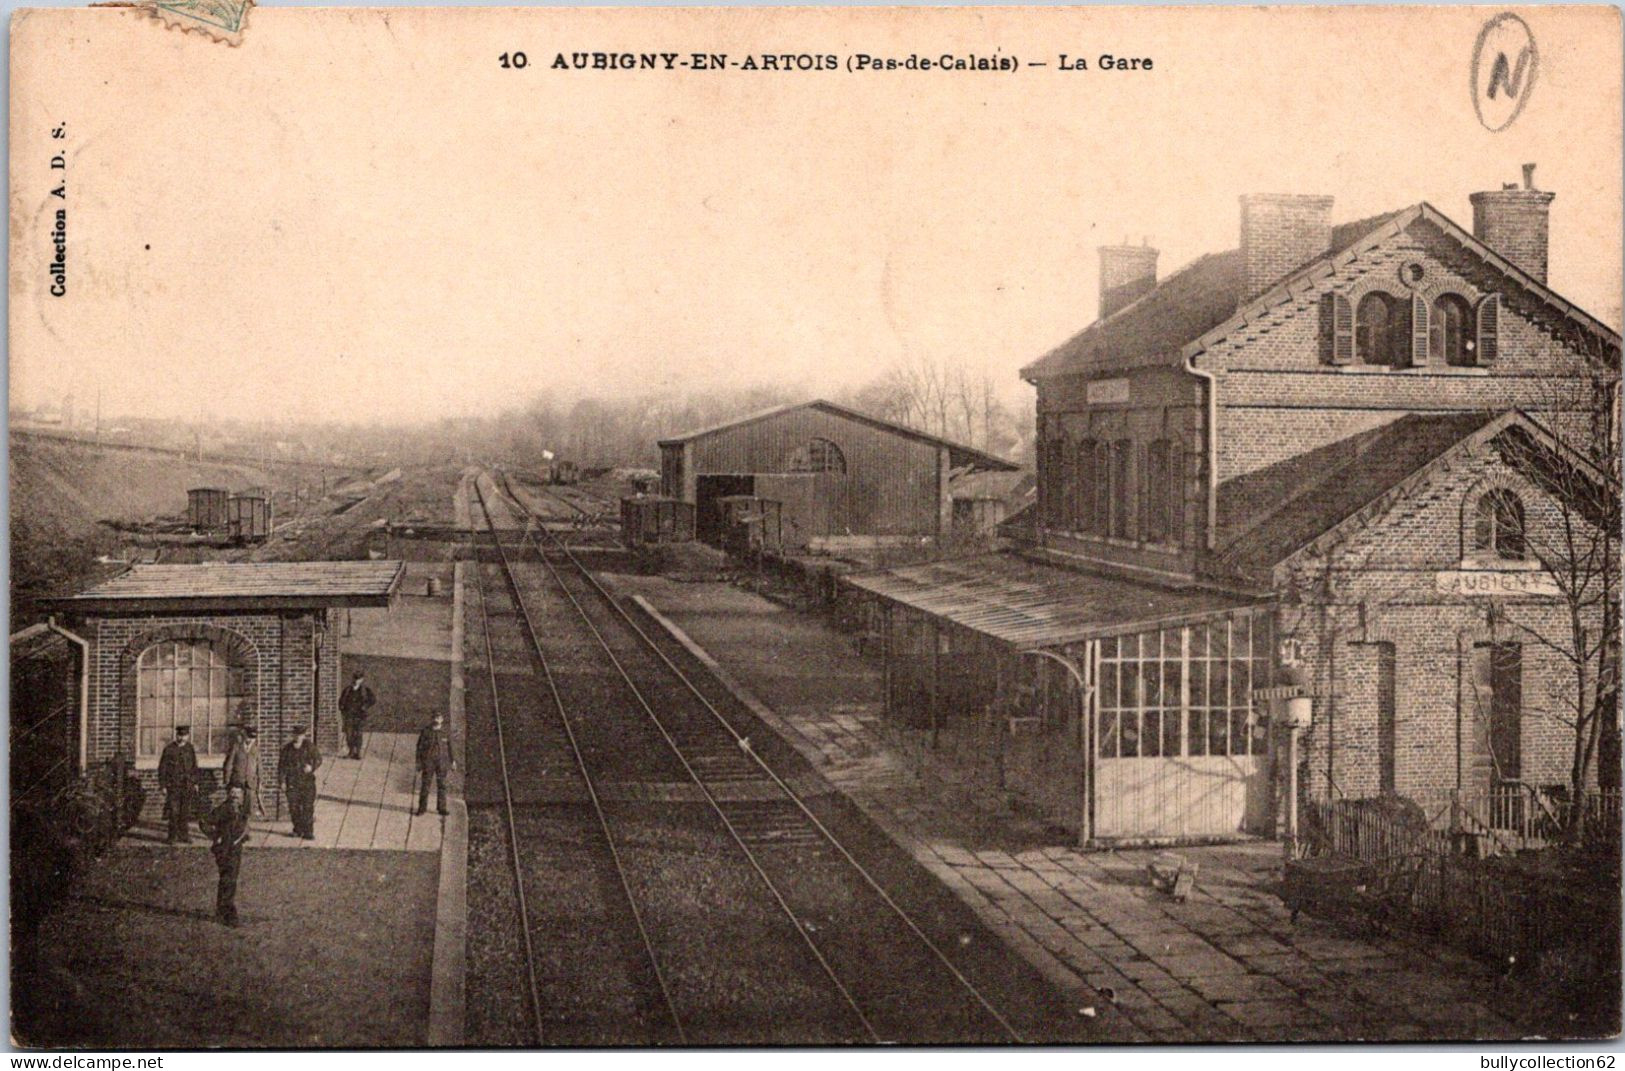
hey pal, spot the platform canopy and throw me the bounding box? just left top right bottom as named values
left=846, top=553, right=1261, bottom=650
left=43, top=561, right=406, bottom=613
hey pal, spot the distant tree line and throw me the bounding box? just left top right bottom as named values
left=82, top=357, right=1034, bottom=474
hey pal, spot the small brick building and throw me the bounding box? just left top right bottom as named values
left=42, top=562, right=403, bottom=817
left=851, top=170, right=1619, bottom=846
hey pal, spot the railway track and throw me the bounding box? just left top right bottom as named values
left=471, top=469, right=1029, bottom=1045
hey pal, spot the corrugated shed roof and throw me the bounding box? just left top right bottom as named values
left=1213, top=412, right=1502, bottom=576
left=45, top=561, right=405, bottom=612
left=657, top=399, right=1019, bottom=473
left=1022, top=211, right=1404, bottom=380
left=845, top=553, right=1260, bottom=649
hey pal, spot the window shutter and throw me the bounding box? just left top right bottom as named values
left=1323, top=293, right=1354, bottom=365
left=1476, top=294, right=1500, bottom=366
left=1411, top=293, right=1430, bottom=366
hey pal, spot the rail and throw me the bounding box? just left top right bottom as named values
left=472, top=475, right=685, bottom=1041
left=497, top=470, right=1025, bottom=1043
left=467, top=507, right=546, bottom=1043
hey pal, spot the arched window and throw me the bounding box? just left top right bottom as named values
left=1355, top=292, right=1401, bottom=366
left=1430, top=294, right=1474, bottom=367
left=1473, top=489, right=1526, bottom=560
left=1090, top=440, right=1111, bottom=535
left=1073, top=438, right=1097, bottom=532
left=136, top=640, right=238, bottom=759
left=791, top=437, right=846, bottom=474
left=1110, top=439, right=1134, bottom=540
left=1143, top=440, right=1171, bottom=542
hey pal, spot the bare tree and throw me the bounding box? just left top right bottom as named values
left=1493, top=369, right=1621, bottom=839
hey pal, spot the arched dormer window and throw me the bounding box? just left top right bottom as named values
left=1472, top=488, right=1525, bottom=560
left=1355, top=292, right=1404, bottom=366
left=136, top=639, right=242, bottom=759
left=1430, top=293, right=1475, bottom=367
left=791, top=437, right=846, bottom=474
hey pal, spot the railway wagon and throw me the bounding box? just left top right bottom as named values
left=227, top=494, right=272, bottom=543
left=621, top=495, right=695, bottom=547
left=716, top=495, right=783, bottom=555
left=545, top=459, right=580, bottom=486
left=187, top=487, right=231, bottom=531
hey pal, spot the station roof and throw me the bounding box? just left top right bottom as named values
left=1022, top=203, right=1621, bottom=381
left=43, top=561, right=405, bottom=613
left=845, top=553, right=1261, bottom=650
left=658, top=399, right=1019, bottom=473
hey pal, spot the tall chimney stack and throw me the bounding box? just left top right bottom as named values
left=1239, top=194, right=1335, bottom=301
left=1097, top=242, right=1159, bottom=320
left=1470, top=163, right=1555, bottom=283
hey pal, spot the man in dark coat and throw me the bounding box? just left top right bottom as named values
left=339, top=671, right=376, bottom=760
left=157, top=725, right=200, bottom=843
left=200, top=786, right=250, bottom=926
left=278, top=725, right=321, bottom=840
left=415, top=713, right=455, bottom=817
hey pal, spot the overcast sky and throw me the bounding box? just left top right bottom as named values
left=10, top=6, right=1620, bottom=425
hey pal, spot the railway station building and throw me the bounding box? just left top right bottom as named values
left=658, top=400, right=1019, bottom=552
left=848, top=173, right=1620, bottom=847
left=41, top=561, right=405, bottom=817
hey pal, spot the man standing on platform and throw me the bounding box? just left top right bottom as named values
left=340, top=670, right=376, bottom=760
left=223, top=725, right=267, bottom=819
left=157, top=725, right=200, bottom=844
left=279, top=725, right=321, bottom=840
left=200, top=785, right=250, bottom=927
left=415, top=712, right=455, bottom=817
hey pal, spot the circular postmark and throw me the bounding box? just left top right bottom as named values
left=1471, top=13, right=1539, bottom=133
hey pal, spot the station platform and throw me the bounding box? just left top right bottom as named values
left=124, top=561, right=458, bottom=852
left=30, top=561, right=467, bottom=1047
left=609, top=572, right=1534, bottom=1042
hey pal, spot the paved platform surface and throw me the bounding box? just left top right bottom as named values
left=615, top=573, right=1541, bottom=1043
left=127, top=732, right=446, bottom=852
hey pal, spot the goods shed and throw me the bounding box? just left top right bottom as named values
left=658, top=400, right=1018, bottom=550
left=40, top=561, right=404, bottom=818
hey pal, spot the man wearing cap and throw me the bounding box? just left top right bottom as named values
left=200, top=785, right=250, bottom=927
left=157, top=725, right=200, bottom=844
left=415, top=712, right=456, bottom=817
left=279, top=725, right=322, bottom=840
left=339, top=670, right=376, bottom=760
left=222, top=725, right=267, bottom=818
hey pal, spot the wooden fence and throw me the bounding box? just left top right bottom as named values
left=1299, top=792, right=1621, bottom=984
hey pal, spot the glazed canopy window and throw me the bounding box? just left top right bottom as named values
left=136, top=640, right=242, bottom=759
left=1097, top=615, right=1270, bottom=760
left=1473, top=488, right=1526, bottom=560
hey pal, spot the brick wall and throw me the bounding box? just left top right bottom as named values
left=1240, top=194, right=1334, bottom=301
left=1471, top=187, right=1555, bottom=284
left=85, top=609, right=340, bottom=817
left=1272, top=446, right=1604, bottom=802
left=1204, top=221, right=1606, bottom=482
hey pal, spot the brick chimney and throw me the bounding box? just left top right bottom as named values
left=1470, top=163, right=1555, bottom=283
left=1240, top=193, right=1335, bottom=301
left=1098, top=242, right=1159, bottom=320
